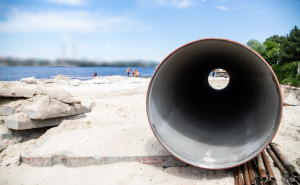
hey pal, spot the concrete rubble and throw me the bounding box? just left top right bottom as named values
left=22, top=95, right=90, bottom=120
left=0, top=125, right=13, bottom=141
left=0, top=116, right=7, bottom=125
left=20, top=77, right=37, bottom=84
left=5, top=113, right=66, bottom=130
left=0, top=81, right=92, bottom=131
left=281, top=85, right=300, bottom=105
left=0, top=82, right=79, bottom=104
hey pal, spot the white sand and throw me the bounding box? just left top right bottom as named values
left=0, top=76, right=299, bottom=185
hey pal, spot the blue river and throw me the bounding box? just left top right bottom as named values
left=0, top=66, right=157, bottom=81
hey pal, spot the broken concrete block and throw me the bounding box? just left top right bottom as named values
left=0, top=82, right=80, bottom=104
left=20, top=77, right=37, bottom=84
left=43, top=88, right=79, bottom=104
left=0, top=82, right=37, bottom=98
left=0, top=116, right=7, bottom=125
left=5, top=113, right=64, bottom=130
left=281, top=85, right=300, bottom=105
left=0, top=98, right=30, bottom=116
left=0, top=107, right=15, bottom=116
left=22, top=95, right=91, bottom=120
left=0, top=124, right=13, bottom=141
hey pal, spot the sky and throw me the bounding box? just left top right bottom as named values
left=0, top=0, right=299, bottom=62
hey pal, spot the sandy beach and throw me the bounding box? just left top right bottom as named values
left=0, top=76, right=299, bottom=185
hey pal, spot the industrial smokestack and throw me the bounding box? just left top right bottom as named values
left=146, top=38, right=282, bottom=169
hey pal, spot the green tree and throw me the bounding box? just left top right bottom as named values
left=263, top=40, right=279, bottom=65
left=265, top=35, right=286, bottom=44
left=247, top=26, right=300, bottom=86
left=286, top=26, right=300, bottom=62
left=247, top=39, right=266, bottom=58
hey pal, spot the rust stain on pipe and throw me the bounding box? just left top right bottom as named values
left=243, top=163, right=251, bottom=185
left=266, top=147, right=287, bottom=174
left=256, top=154, right=268, bottom=182
left=269, top=143, right=299, bottom=177
left=266, top=147, right=298, bottom=185
left=238, top=166, right=244, bottom=185
left=234, top=167, right=239, bottom=185
left=261, top=150, right=276, bottom=181
left=252, top=160, right=261, bottom=185
left=247, top=161, right=256, bottom=185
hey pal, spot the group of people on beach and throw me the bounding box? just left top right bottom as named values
left=127, top=68, right=139, bottom=77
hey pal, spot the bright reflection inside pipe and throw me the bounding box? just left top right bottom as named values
left=208, top=68, right=230, bottom=90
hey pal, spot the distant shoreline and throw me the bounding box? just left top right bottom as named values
left=0, top=59, right=159, bottom=68
left=0, top=66, right=157, bottom=68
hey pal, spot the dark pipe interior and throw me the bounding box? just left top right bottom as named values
left=147, top=39, right=282, bottom=169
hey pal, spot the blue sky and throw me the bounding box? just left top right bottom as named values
left=0, top=0, right=299, bottom=62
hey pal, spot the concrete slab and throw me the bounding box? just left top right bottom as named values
left=0, top=81, right=79, bottom=104
left=0, top=116, right=7, bottom=125
left=0, top=107, right=15, bottom=116
left=0, top=124, right=13, bottom=141
left=5, top=113, right=64, bottom=130
left=21, top=155, right=186, bottom=167
left=22, top=96, right=91, bottom=120
left=22, top=122, right=186, bottom=167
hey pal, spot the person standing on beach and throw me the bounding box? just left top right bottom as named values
left=127, top=68, right=130, bottom=77
left=132, top=69, right=135, bottom=77
left=136, top=70, right=139, bottom=77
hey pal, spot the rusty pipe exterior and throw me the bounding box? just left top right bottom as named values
left=147, top=38, right=282, bottom=169
left=266, top=147, right=287, bottom=175
left=248, top=161, right=256, bottom=185
left=238, top=166, right=244, bottom=185
left=234, top=168, right=239, bottom=185
left=257, top=154, right=268, bottom=182
left=243, top=163, right=251, bottom=185
left=261, top=150, right=276, bottom=181
left=266, top=147, right=298, bottom=185
left=252, top=161, right=262, bottom=185
left=269, top=143, right=299, bottom=177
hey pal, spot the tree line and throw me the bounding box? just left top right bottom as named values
left=247, top=26, right=300, bottom=86
left=0, top=58, right=158, bottom=68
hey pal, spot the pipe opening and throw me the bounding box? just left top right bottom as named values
left=208, top=68, right=230, bottom=90
left=262, top=177, right=268, bottom=182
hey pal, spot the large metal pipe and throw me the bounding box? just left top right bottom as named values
left=147, top=38, right=282, bottom=169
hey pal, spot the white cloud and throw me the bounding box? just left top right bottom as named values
left=63, top=34, right=71, bottom=42
left=140, top=0, right=194, bottom=8
left=0, top=10, right=137, bottom=33
left=216, top=6, right=229, bottom=10
left=104, top=42, right=112, bottom=49
left=46, top=0, right=85, bottom=6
